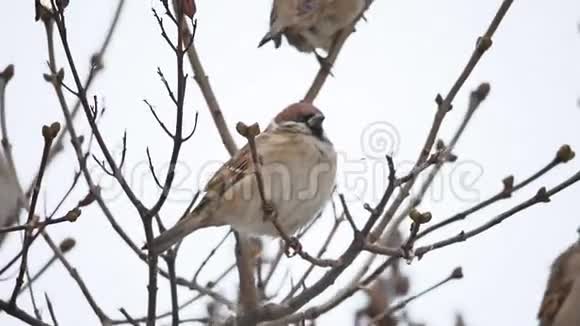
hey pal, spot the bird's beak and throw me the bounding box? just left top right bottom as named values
left=258, top=31, right=274, bottom=48
left=307, top=113, right=325, bottom=130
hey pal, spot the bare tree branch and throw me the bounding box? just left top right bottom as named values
left=163, top=251, right=180, bottom=326
left=20, top=238, right=76, bottom=294
left=179, top=15, right=237, bottom=156
left=303, top=0, right=376, bottom=103
left=371, top=0, right=514, bottom=242
left=415, top=170, right=580, bottom=258
left=45, top=293, right=59, bottom=326
left=9, top=122, right=60, bottom=307
left=415, top=145, right=570, bottom=242
left=0, top=208, right=79, bottom=234
left=43, top=12, right=144, bottom=266
left=369, top=267, right=463, bottom=323
left=0, top=299, right=51, bottom=326
left=28, top=0, right=126, bottom=197
left=41, top=230, right=112, bottom=324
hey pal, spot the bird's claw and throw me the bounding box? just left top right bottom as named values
left=284, top=237, right=302, bottom=257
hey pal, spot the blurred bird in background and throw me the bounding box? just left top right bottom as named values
left=0, top=151, right=21, bottom=246
left=259, top=0, right=367, bottom=68
left=0, top=65, right=21, bottom=247
left=537, top=231, right=580, bottom=326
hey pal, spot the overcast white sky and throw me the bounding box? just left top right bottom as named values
left=1, top=0, right=580, bottom=325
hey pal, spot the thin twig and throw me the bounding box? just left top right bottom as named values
left=42, top=8, right=217, bottom=309
left=144, top=100, right=174, bottom=139
left=182, top=111, right=199, bottom=142
left=29, top=0, right=127, bottom=196
left=119, top=308, right=139, bottom=326
left=51, top=3, right=197, bottom=324
left=24, top=265, right=41, bottom=319
left=157, top=67, right=178, bottom=104
left=146, top=147, right=164, bottom=189
left=0, top=212, right=76, bottom=234
left=0, top=299, right=51, bottom=326
left=112, top=274, right=234, bottom=326
left=20, top=238, right=76, bottom=294
left=180, top=17, right=237, bottom=156
left=45, top=293, right=59, bottom=326
left=385, top=83, right=491, bottom=245
left=51, top=1, right=145, bottom=214
left=152, top=8, right=178, bottom=53
left=369, top=267, right=463, bottom=324
left=0, top=207, right=79, bottom=277
left=191, top=230, right=232, bottom=283
left=163, top=252, right=180, bottom=326
left=415, top=170, right=580, bottom=258
left=262, top=211, right=325, bottom=293
left=363, top=242, right=403, bottom=257
left=370, top=0, right=514, bottom=243
left=44, top=9, right=143, bottom=263
left=259, top=257, right=398, bottom=326
left=303, top=0, right=376, bottom=103
left=9, top=122, right=59, bottom=307
left=284, top=215, right=344, bottom=300
left=42, top=230, right=112, bottom=324
left=415, top=154, right=563, bottom=241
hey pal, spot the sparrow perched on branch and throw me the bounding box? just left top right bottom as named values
left=258, top=0, right=366, bottom=60
left=538, top=235, right=580, bottom=326
left=145, top=103, right=337, bottom=255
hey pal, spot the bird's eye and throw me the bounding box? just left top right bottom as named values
left=302, top=114, right=314, bottom=122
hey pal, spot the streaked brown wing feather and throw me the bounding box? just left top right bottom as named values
left=538, top=281, right=574, bottom=325
left=191, top=144, right=251, bottom=214
left=204, top=144, right=251, bottom=196
left=538, top=244, right=579, bottom=325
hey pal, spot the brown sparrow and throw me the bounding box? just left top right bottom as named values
left=145, top=103, right=337, bottom=255
left=258, top=0, right=366, bottom=59
left=538, top=235, right=580, bottom=326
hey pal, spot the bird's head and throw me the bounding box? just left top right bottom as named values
left=268, top=102, right=328, bottom=141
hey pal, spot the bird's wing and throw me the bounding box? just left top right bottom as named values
left=204, top=144, right=252, bottom=197
left=190, top=143, right=251, bottom=214
left=537, top=244, right=579, bottom=325
left=538, top=280, right=574, bottom=326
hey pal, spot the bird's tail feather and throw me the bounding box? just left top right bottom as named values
left=143, top=214, right=207, bottom=255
